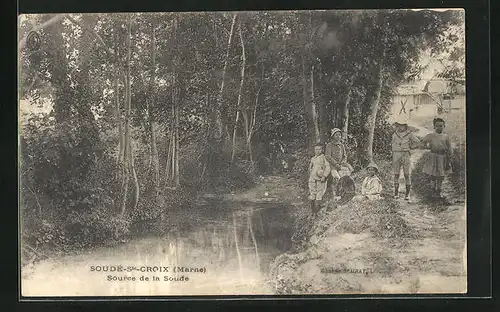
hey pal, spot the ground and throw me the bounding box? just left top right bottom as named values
left=268, top=102, right=467, bottom=294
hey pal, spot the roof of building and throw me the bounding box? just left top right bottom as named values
left=396, top=79, right=465, bottom=96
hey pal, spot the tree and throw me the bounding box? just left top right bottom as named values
left=231, top=21, right=247, bottom=165
left=19, top=10, right=464, bottom=252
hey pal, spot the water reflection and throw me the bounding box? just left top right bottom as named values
left=22, top=200, right=295, bottom=296
left=166, top=201, right=294, bottom=275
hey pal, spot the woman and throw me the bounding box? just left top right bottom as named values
left=325, top=128, right=353, bottom=200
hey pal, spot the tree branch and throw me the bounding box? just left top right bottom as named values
left=65, top=15, right=115, bottom=57
left=19, top=14, right=66, bottom=50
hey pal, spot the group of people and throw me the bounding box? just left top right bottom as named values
left=308, top=116, right=454, bottom=214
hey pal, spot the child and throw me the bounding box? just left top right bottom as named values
left=361, top=162, right=383, bottom=200
left=421, top=118, right=454, bottom=198
left=352, top=162, right=383, bottom=201
left=309, top=143, right=332, bottom=213
left=392, top=117, right=420, bottom=200
left=325, top=128, right=351, bottom=199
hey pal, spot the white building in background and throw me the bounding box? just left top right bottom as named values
left=391, top=51, right=465, bottom=120
left=392, top=78, right=465, bottom=116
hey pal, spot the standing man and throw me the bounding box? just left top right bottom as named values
left=391, top=115, right=420, bottom=200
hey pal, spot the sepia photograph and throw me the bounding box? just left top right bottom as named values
left=18, top=9, right=466, bottom=296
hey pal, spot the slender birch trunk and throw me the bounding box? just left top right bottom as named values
left=311, top=64, right=320, bottom=143
left=115, top=76, right=124, bottom=180
left=120, top=72, right=131, bottom=215
left=244, top=58, right=264, bottom=170
left=301, top=54, right=314, bottom=151
left=174, top=82, right=180, bottom=188
left=341, top=80, right=354, bottom=142
left=215, top=13, right=237, bottom=139
left=364, top=60, right=384, bottom=164
left=231, top=23, right=246, bottom=165
left=164, top=137, right=172, bottom=187
left=149, top=19, right=160, bottom=195
left=120, top=16, right=140, bottom=214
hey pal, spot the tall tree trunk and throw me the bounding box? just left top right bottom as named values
left=121, top=17, right=139, bottom=214
left=164, top=137, right=172, bottom=187
left=115, top=76, right=124, bottom=181
left=73, top=15, right=100, bottom=167
left=174, top=81, right=180, bottom=188
left=242, top=110, right=250, bottom=160
left=341, top=80, right=354, bottom=142
left=149, top=18, right=160, bottom=195
left=130, top=138, right=140, bottom=210
left=47, top=21, right=71, bottom=124
left=164, top=18, right=181, bottom=189
left=165, top=83, right=177, bottom=189
left=114, top=25, right=125, bottom=184
left=215, top=13, right=237, bottom=139
left=128, top=19, right=140, bottom=210
left=310, top=64, right=320, bottom=143
left=248, top=59, right=264, bottom=169
left=231, top=23, right=246, bottom=165
left=301, top=53, right=314, bottom=151
left=45, top=16, right=72, bottom=188
left=151, top=122, right=159, bottom=194
left=120, top=73, right=131, bottom=215
left=364, top=60, right=384, bottom=164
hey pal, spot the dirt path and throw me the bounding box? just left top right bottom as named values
left=391, top=121, right=466, bottom=293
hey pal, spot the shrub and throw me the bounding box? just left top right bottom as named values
left=449, top=142, right=466, bottom=194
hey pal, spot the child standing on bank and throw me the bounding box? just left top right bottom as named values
left=308, top=143, right=332, bottom=213
left=421, top=118, right=454, bottom=198
left=392, top=116, right=420, bottom=200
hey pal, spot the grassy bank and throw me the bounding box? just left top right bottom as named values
left=268, top=152, right=466, bottom=294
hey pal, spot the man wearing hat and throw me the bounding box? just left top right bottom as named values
left=391, top=115, right=421, bottom=200
left=325, top=128, right=352, bottom=200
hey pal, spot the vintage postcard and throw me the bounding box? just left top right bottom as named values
left=19, top=9, right=466, bottom=296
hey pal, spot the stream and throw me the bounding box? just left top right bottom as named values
left=21, top=197, right=296, bottom=296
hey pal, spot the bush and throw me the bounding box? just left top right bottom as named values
left=181, top=138, right=256, bottom=193
left=449, top=142, right=466, bottom=194
left=65, top=208, right=131, bottom=248
left=288, top=149, right=310, bottom=187
left=20, top=117, right=130, bottom=258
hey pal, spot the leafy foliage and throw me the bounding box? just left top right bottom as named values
left=19, top=10, right=464, bottom=262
